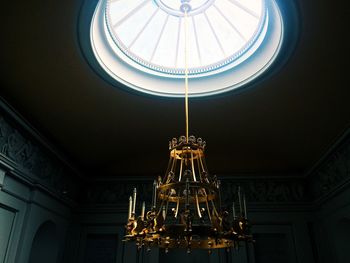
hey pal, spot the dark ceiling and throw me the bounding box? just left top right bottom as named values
left=0, top=0, right=349, bottom=177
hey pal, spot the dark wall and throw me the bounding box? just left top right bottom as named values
left=0, top=101, right=80, bottom=263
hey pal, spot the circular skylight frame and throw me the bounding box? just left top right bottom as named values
left=104, top=0, right=268, bottom=77
left=89, top=0, right=285, bottom=97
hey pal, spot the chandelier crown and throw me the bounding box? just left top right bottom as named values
left=169, top=135, right=206, bottom=150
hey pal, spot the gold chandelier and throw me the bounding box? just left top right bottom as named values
left=124, top=2, right=252, bottom=254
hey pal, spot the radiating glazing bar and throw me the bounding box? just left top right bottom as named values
left=113, top=0, right=149, bottom=28
left=150, top=15, right=170, bottom=62
left=204, top=12, right=226, bottom=57
left=213, top=3, right=247, bottom=41
left=227, top=0, right=260, bottom=19
left=191, top=16, right=202, bottom=65
left=175, top=18, right=182, bottom=68
left=128, top=7, right=160, bottom=49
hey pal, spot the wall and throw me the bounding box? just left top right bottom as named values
left=0, top=101, right=80, bottom=263
left=306, top=131, right=350, bottom=263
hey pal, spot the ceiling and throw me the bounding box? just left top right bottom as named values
left=0, top=0, right=349, bottom=177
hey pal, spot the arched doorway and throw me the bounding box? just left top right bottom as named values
left=28, top=221, right=58, bottom=263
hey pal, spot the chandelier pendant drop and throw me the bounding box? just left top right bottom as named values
left=124, top=1, right=253, bottom=253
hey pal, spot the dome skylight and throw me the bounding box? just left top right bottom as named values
left=90, top=0, right=284, bottom=97
left=105, top=0, right=266, bottom=76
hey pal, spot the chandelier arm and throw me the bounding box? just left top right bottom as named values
left=201, top=186, right=214, bottom=221
left=191, top=151, right=197, bottom=181
left=201, top=155, right=210, bottom=176
left=163, top=152, right=175, bottom=182
left=196, top=150, right=204, bottom=183
left=174, top=192, right=180, bottom=218
left=157, top=197, right=166, bottom=217
left=170, top=155, right=176, bottom=173
left=164, top=189, right=171, bottom=220
left=195, top=190, right=202, bottom=218
left=179, top=155, right=184, bottom=182
left=198, top=152, right=206, bottom=177
left=205, top=195, right=212, bottom=221
left=210, top=199, right=220, bottom=218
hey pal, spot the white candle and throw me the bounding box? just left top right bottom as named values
left=232, top=201, right=236, bottom=218
left=141, top=201, right=145, bottom=220
left=238, top=186, right=242, bottom=216
left=162, top=206, right=166, bottom=220
left=243, top=193, right=247, bottom=218
left=132, top=188, right=137, bottom=217
left=128, top=196, right=132, bottom=219
left=152, top=180, right=157, bottom=208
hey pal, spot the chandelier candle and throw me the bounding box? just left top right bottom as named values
left=238, top=186, right=242, bottom=216
left=152, top=180, right=157, bottom=209
left=128, top=196, right=132, bottom=220
left=141, top=202, right=145, bottom=221
left=243, top=193, right=247, bottom=218
left=132, top=188, right=137, bottom=218
left=232, top=201, right=236, bottom=219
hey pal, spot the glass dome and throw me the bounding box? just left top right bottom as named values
left=105, top=0, right=266, bottom=77
left=90, top=0, right=284, bottom=97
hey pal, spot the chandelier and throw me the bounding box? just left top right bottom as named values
left=124, top=1, right=252, bottom=254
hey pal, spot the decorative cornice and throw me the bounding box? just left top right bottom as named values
left=0, top=109, right=79, bottom=204
left=0, top=98, right=82, bottom=176
left=307, top=131, right=350, bottom=201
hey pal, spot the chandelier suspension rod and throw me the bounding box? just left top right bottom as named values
left=184, top=10, right=189, bottom=143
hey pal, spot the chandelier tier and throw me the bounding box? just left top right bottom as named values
left=124, top=1, right=252, bottom=253
left=124, top=135, right=252, bottom=252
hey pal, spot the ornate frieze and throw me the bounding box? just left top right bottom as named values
left=0, top=114, right=78, bottom=200
left=308, top=135, right=350, bottom=199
